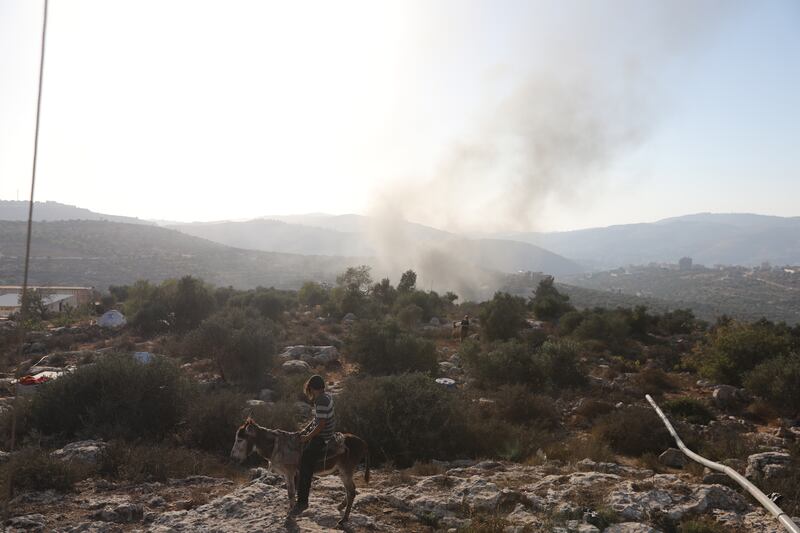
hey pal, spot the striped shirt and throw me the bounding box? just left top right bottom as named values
left=312, top=392, right=336, bottom=442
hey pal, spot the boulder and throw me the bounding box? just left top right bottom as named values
left=313, top=346, right=339, bottom=364
left=90, top=502, right=144, bottom=523
left=281, top=360, right=311, bottom=374
left=280, top=345, right=339, bottom=364
left=342, top=313, right=357, bottom=322
left=246, top=399, right=267, bottom=408
left=712, top=385, right=741, bottom=409
left=5, top=514, right=47, bottom=532
left=603, top=524, right=663, bottom=533
left=429, top=317, right=441, bottom=326
left=51, top=440, right=109, bottom=465
left=279, top=345, right=307, bottom=359
left=659, top=448, right=687, bottom=469
left=745, top=451, right=792, bottom=480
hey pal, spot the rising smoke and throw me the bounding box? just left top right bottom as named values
left=365, top=1, right=738, bottom=296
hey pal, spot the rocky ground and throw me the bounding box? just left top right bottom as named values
left=6, top=452, right=797, bottom=532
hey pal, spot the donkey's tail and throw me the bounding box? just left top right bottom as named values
left=364, top=444, right=370, bottom=484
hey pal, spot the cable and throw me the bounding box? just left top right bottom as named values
left=11, top=0, right=49, bottom=455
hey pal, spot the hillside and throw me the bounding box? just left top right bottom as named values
left=171, top=217, right=584, bottom=276
left=495, top=213, right=800, bottom=269
left=563, top=264, right=800, bottom=325
left=0, top=200, right=152, bottom=225
left=169, top=219, right=372, bottom=257
left=0, top=220, right=352, bottom=289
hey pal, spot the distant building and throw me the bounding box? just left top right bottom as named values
left=679, top=257, right=693, bottom=271
left=0, top=286, right=92, bottom=318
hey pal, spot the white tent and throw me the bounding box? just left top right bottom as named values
left=98, top=309, right=126, bottom=328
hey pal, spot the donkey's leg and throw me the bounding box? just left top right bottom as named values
left=337, top=469, right=357, bottom=524
left=286, top=470, right=297, bottom=502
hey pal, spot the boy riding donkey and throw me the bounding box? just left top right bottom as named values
left=291, top=374, right=335, bottom=516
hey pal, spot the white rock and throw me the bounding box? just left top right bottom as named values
left=281, top=360, right=311, bottom=374
left=51, top=440, right=109, bottom=464
left=746, top=451, right=792, bottom=480
left=603, top=523, right=663, bottom=533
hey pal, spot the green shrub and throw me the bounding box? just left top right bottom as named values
left=480, top=292, right=528, bottom=341
left=530, top=276, right=573, bottom=321
left=30, top=353, right=187, bottom=440
left=228, top=286, right=295, bottom=321
left=461, top=339, right=534, bottom=387
left=298, top=281, right=330, bottom=307
left=657, top=308, right=698, bottom=335
left=691, top=321, right=792, bottom=386
left=347, top=319, right=437, bottom=375
left=533, top=339, right=586, bottom=391
left=572, top=311, right=630, bottom=351
left=336, top=373, right=472, bottom=466
left=593, top=406, right=672, bottom=456
left=185, top=307, right=276, bottom=389
left=744, top=354, right=800, bottom=414
left=662, top=397, right=714, bottom=425
left=171, top=275, right=217, bottom=330
left=462, top=338, right=585, bottom=392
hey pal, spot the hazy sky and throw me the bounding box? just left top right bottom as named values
left=1, top=0, right=798, bottom=232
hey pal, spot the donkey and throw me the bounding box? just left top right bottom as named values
left=230, top=418, right=369, bottom=525
left=452, top=320, right=469, bottom=342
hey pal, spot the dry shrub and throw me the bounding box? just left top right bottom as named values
left=184, top=389, right=248, bottom=454
left=407, top=461, right=446, bottom=477
left=490, top=384, right=560, bottom=428
left=545, top=434, right=614, bottom=464
left=0, top=447, right=87, bottom=497
left=632, top=368, right=675, bottom=395
left=677, top=517, right=728, bottom=533
left=593, top=406, right=672, bottom=457
left=459, top=514, right=511, bottom=533
left=99, top=441, right=235, bottom=483
left=574, top=399, right=614, bottom=421
left=743, top=399, right=779, bottom=424
left=662, top=397, right=714, bottom=425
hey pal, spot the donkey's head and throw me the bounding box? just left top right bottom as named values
left=231, top=417, right=267, bottom=463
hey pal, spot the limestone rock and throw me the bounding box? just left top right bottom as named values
left=746, top=451, right=792, bottom=480
left=5, top=514, right=47, bottom=532
left=658, top=448, right=687, bottom=469
left=281, top=360, right=311, bottom=374
left=712, top=385, right=741, bottom=409
left=603, top=523, right=663, bottom=533
left=51, top=440, right=108, bottom=465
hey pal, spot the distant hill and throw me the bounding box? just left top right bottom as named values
left=0, top=220, right=353, bottom=289
left=494, top=213, right=800, bottom=269
left=172, top=217, right=584, bottom=277
left=0, top=200, right=152, bottom=225
left=561, top=264, right=800, bottom=325
left=170, top=219, right=372, bottom=257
